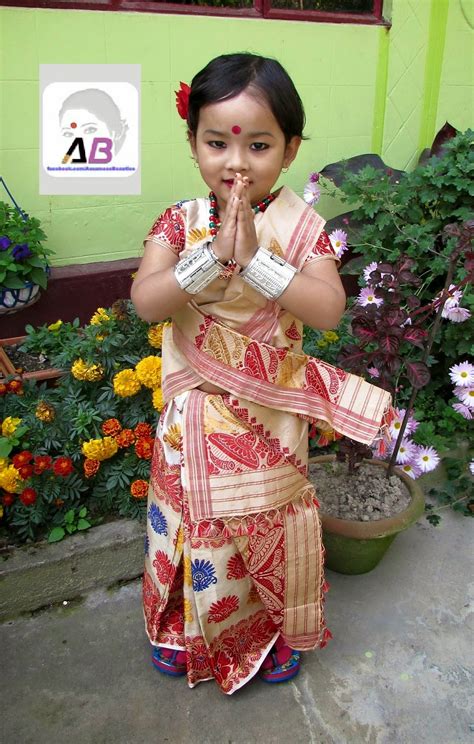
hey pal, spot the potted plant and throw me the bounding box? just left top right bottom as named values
left=303, top=127, right=473, bottom=573
left=0, top=178, right=53, bottom=316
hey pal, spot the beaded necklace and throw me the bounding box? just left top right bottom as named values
left=208, top=190, right=277, bottom=278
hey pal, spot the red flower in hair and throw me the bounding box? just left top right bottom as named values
left=175, top=82, right=191, bottom=120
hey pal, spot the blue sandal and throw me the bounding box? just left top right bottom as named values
left=259, top=640, right=301, bottom=683
left=152, top=646, right=187, bottom=677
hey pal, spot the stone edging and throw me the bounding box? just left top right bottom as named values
left=0, top=519, right=144, bottom=621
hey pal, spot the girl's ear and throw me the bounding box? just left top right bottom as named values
left=188, top=131, right=197, bottom=160
left=283, top=136, right=302, bottom=168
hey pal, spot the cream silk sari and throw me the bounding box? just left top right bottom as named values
left=142, top=187, right=393, bottom=693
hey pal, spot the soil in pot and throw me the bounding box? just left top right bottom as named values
left=308, top=460, right=411, bottom=521
left=5, top=343, right=53, bottom=375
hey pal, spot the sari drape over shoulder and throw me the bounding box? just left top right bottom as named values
left=142, top=187, right=393, bottom=693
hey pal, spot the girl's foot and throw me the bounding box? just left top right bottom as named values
left=152, top=646, right=187, bottom=677
left=259, top=636, right=301, bottom=683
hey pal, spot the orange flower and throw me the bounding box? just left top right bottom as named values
left=115, top=428, right=135, bottom=448
left=130, top=479, right=148, bottom=499
left=84, top=459, right=100, bottom=478
left=134, top=422, right=152, bottom=439
left=6, top=379, right=23, bottom=395
left=135, top=436, right=154, bottom=460
left=33, top=455, right=53, bottom=474
left=101, top=418, right=122, bottom=437
left=53, top=457, right=74, bottom=477
left=12, top=451, right=33, bottom=468
left=0, top=383, right=7, bottom=396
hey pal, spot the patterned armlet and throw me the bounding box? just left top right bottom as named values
left=144, top=205, right=186, bottom=256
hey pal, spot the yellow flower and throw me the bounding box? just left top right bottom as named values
left=148, top=324, right=164, bottom=349
left=317, top=339, right=328, bottom=349
left=113, top=369, right=142, bottom=397
left=0, top=457, right=9, bottom=472
left=90, top=307, right=110, bottom=325
left=323, top=331, right=339, bottom=343
left=152, top=388, right=164, bottom=411
left=35, top=401, right=56, bottom=422
left=183, top=556, right=193, bottom=587
left=84, top=364, right=105, bottom=382
left=183, top=598, right=193, bottom=623
left=135, top=356, right=162, bottom=389
left=81, top=436, right=118, bottom=461
left=71, top=358, right=90, bottom=381
left=0, top=465, right=22, bottom=493
left=1, top=417, right=21, bottom=437
left=47, top=320, right=63, bottom=332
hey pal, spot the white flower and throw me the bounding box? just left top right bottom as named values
left=389, top=408, right=418, bottom=438
left=357, top=287, right=383, bottom=307
left=415, top=446, right=440, bottom=473
left=449, top=361, right=474, bottom=387
left=443, top=306, right=471, bottom=323
left=444, top=284, right=463, bottom=309
left=328, top=229, right=348, bottom=258
left=455, top=386, right=474, bottom=409
left=363, top=261, right=378, bottom=284
left=303, top=181, right=321, bottom=206
left=470, top=460, right=474, bottom=476
left=400, top=462, right=422, bottom=479
left=452, top=402, right=473, bottom=420
left=395, top=438, right=417, bottom=465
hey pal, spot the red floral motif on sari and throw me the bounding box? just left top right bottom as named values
left=153, top=549, right=173, bottom=585
left=285, top=320, right=302, bottom=341
left=186, top=635, right=213, bottom=685
left=148, top=206, right=186, bottom=252
left=305, top=360, right=345, bottom=400
left=151, top=438, right=183, bottom=513
left=207, top=595, right=240, bottom=624
left=226, top=553, right=247, bottom=580
left=243, top=341, right=281, bottom=381
left=246, top=524, right=285, bottom=623
left=208, top=431, right=259, bottom=470
left=142, top=568, right=162, bottom=628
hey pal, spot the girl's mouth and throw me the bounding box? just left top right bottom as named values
left=223, top=179, right=234, bottom=188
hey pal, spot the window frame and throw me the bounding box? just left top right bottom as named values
left=0, top=0, right=386, bottom=25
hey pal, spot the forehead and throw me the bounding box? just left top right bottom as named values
left=60, top=108, right=101, bottom=125
left=197, top=90, right=279, bottom=135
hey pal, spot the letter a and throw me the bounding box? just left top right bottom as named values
left=65, top=138, right=87, bottom=163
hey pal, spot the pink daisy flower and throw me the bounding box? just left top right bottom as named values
left=367, top=366, right=380, bottom=378
left=328, top=229, right=348, bottom=258
left=444, top=306, right=471, bottom=323
left=455, top=386, right=474, bottom=409
left=395, top=438, right=417, bottom=465
left=452, top=402, right=473, bottom=420
left=363, top=261, right=378, bottom=284
left=389, top=408, right=418, bottom=438
left=415, top=446, right=440, bottom=473
left=441, top=284, right=463, bottom=311
left=449, top=361, right=474, bottom=387
left=357, top=287, right=383, bottom=307
left=400, top=462, right=422, bottom=480
left=303, top=181, right=321, bottom=206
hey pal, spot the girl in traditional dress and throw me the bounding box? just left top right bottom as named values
left=131, top=53, right=391, bottom=694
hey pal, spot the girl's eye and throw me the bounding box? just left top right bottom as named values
left=208, top=141, right=226, bottom=149
left=250, top=143, right=269, bottom=151
left=84, top=126, right=98, bottom=135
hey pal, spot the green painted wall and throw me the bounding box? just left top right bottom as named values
left=0, top=0, right=471, bottom=268
left=436, top=0, right=473, bottom=133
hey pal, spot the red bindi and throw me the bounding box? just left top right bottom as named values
left=231, top=125, right=241, bottom=135
left=70, top=122, right=77, bottom=128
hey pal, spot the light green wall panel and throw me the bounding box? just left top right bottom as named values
left=436, top=0, right=474, bottom=132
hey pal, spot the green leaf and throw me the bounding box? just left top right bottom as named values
left=48, top=527, right=66, bottom=543
left=77, top=519, right=91, bottom=530
left=64, top=509, right=75, bottom=524
left=78, top=507, right=87, bottom=518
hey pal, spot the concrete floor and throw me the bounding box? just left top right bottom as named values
left=1, top=511, right=472, bottom=744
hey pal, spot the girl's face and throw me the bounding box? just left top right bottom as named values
left=189, top=89, right=301, bottom=213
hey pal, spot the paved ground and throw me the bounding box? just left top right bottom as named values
left=1, top=511, right=472, bottom=744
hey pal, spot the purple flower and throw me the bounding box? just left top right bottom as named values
left=328, top=229, right=348, bottom=258
left=12, top=243, right=32, bottom=261
left=309, top=172, right=320, bottom=183
left=0, top=235, right=11, bottom=251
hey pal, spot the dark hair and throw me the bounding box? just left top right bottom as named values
left=188, top=53, right=306, bottom=144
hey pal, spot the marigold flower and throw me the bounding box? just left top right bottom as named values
left=111, top=299, right=128, bottom=320
left=84, top=458, right=100, bottom=478
left=53, top=456, right=74, bottom=477
left=20, top=487, right=37, bottom=506
left=134, top=422, right=152, bottom=438
left=130, top=479, right=149, bottom=499
left=1, top=417, right=21, bottom=437
left=323, top=331, right=339, bottom=343
left=115, top=428, right=135, bottom=448
left=0, top=465, right=22, bottom=493
left=0, top=383, right=7, bottom=396
left=135, top=436, right=154, bottom=460
left=35, top=400, right=56, bottom=422
left=2, top=493, right=15, bottom=507
left=148, top=323, right=170, bottom=349
left=84, top=364, right=105, bottom=382
left=152, top=387, right=164, bottom=411
left=18, top=464, right=34, bottom=479
left=81, top=436, right=118, bottom=461
left=71, top=358, right=91, bottom=381
left=90, top=307, right=110, bottom=325
left=101, top=418, right=122, bottom=437
left=0, top=458, right=8, bottom=472
left=135, top=356, right=162, bottom=389
left=47, top=320, right=63, bottom=332
left=6, top=379, right=23, bottom=395
left=113, top=369, right=141, bottom=397
left=12, top=451, right=33, bottom=467
left=34, top=455, right=53, bottom=474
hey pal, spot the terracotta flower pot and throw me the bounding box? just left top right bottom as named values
left=309, top=455, right=425, bottom=574
left=0, top=336, right=64, bottom=383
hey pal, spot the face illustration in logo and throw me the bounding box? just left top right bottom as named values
left=58, top=88, right=129, bottom=162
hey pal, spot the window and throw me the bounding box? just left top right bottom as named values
left=1, top=0, right=384, bottom=24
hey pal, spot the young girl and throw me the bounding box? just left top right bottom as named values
left=131, top=53, right=392, bottom=694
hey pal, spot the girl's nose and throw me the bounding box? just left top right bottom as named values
left=226, top=146, right=249, bottom=173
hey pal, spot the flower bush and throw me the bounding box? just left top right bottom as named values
left=304, top=127, right=473, bottom=520
left=0, top=300, right=169, bottom=543
left=0, top=200, right=52, bottom=291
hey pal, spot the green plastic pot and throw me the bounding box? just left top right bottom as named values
left=309, top=455, right=425, bottom=575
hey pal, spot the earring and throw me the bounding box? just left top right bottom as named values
left=282, top=166, right=289, bottom=173
left=193, top=160, right=199, bottom=169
